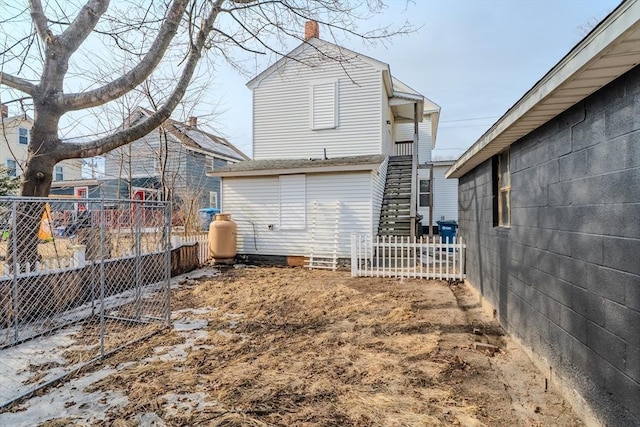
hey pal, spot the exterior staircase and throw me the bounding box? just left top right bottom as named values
left=378, top=155, right=413, bottom=236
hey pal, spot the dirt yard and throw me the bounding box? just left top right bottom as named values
left=3, top=267, right=582, bottom=426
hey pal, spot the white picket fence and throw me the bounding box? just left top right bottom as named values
left=172, top=234, right=209, bottom=264
left=351, top=234, right=466, bottom=281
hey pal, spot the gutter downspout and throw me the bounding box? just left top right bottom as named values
left=410, top=102, right=418, bottom=239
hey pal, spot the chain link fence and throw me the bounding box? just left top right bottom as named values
left=0, top=197, right=172, bottom=409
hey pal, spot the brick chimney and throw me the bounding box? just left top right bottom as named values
left=304, top=20, right=319, bottom=41
left=189, top=116, right=197, bottom=127
left=1, top=104, right=7, bottom=118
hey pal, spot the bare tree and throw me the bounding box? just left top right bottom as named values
left=0, top=0, right=409, bottom=261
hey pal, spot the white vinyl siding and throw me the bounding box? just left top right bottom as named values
left=279, top=174, right=306, bottom=230
left=311, top=80, right=338, bottom=130
left=56, top=159, right=83, bottom=181
left=394, top=119, right=432, bottom=164
left=381, top=87, right=393, bottom=156
left=252, top=45, right=383, bottom=160
left=222, top=171, right=373, bottom=258
left=431, top=165, right=459, bottom=226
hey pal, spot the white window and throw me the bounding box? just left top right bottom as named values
left=54, top=165, right=64, bottom=181
left=18, top=128, right=28, bottom=145
left=310, top=79, right=338, bottom=130
left=209, top=191, right=218, bottom=209
left=279, top=174, right=306, bottom=230
left=5, top=159, right=16, bottom=177
left=419, top=179, right=431, bottom=207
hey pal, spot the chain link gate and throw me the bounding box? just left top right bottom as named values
left=0, top=197, right=172, bottom=409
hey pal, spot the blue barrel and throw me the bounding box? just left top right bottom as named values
left=199, top=208, right=221, bottom=231
left=437, top=220, right=458, bottom=245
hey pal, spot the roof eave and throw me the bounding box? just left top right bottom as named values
left=209, top=161, right=384, bottom=178
left=247, top=38, right=389, bottom=91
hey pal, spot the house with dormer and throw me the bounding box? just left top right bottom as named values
left=212, top=22, right=444, bottom=268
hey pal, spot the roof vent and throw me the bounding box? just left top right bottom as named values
left=304, top=21, right=319, bottom=41
left=189, top=116, right=197, bottom=128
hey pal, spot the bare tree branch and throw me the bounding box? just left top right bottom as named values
left=58, top=0, right=224, bottom=159
left=29, top=0, right=51, bottom=43
left=57, top=0, right=109, bottom=60
left=60, top=0, right=189, bottom=112
left=0, top=72, right=36, bottom=95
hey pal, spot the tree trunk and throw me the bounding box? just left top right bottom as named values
left=10, top=108, right=60, bottom=266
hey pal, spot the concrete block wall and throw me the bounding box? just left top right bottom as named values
left=458, top=64, right=640, bottom=425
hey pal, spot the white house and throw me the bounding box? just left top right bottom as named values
left=0, top=105, right=83, bottom=185
left=212, top=22, right=442, bottom=268
left=418, top=160, right=459, bottom=232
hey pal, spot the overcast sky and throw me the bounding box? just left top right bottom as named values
left=203, top=0, right=620, bottom=160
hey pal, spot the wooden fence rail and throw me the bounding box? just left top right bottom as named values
left=172, top=234, right=208, bottom=265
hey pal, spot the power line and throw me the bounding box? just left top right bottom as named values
left=439, top=115, right=500, bottom=123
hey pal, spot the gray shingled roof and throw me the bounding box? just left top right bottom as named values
left=211, top=154, right=386, bottom=175
left=133, top=107, right=249, bottom=161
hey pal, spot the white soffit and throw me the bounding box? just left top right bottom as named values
left=447, top=0, right=640, bottom=179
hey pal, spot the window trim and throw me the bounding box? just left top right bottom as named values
left=310, top=78, right=339, bottom=131
left=74, top=186, right=89, bottom=212
left=419, top=178, right=431, bottom=207
left=54, top=165, right=64, bottom=181
left=209, top=191, right=218, bottom=209
left=496, top=150, right=511, bottom=227
left=5, top=159, right=17, bottom=177
left=18, top=127, right=28, bottom=145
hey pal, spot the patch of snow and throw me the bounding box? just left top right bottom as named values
left=135, top=412, right=167, bottom=426
left=173, top=318, right=208, bottom=332
left=173, top=307, right=218, bottom=317
left=0, top=326, right=88, bottom=405
left=0, top=366, right=128, bottom=427
left=145, top=317, right=210, bottom=363
left=163, top=392, right=218, bottom=417
left=0, top=268, right=220, bottom=421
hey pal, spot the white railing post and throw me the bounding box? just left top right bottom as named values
left=351, top=234, right=357, bottom=277
left=71, top=245, right=87, bottom=269
left=351, top=233, right=464, bottom=280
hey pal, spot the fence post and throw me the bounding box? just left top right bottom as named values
left=460, top=239, right=466, bottom=281
left=11, top=200, right=18, bottom=343
left=99, top=199, right=106, bottom=357
left=350, top=233, right=357, bottom=277
left=164, top=202, right=172, bottom=327
left=133, top=200, right=142, bottom=320
left=71, top=245, right=86, bottom=269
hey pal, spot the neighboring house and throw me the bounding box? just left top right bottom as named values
left=425, top=160, right=458, bottom=229
left=212, top=22, right=441, bottom=267
left=101, top=107, right=248, bottom=213
left=0, top=105, right=83, bottom=186
left=447, top=1, right=640, bottom=425
left=50, top=179, right=102, bottom=201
